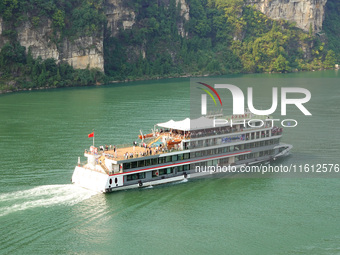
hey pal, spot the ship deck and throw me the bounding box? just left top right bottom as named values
left=100, top=133, right=184, bottom=161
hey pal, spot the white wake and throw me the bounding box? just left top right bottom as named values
left=0, top=185, right=98, bottom=217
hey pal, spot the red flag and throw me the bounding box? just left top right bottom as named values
left=88, top=132, right=94, bottom=138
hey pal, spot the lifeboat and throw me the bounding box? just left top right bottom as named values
left=167, top=138, right=182, bottom=146
left=138, top=133, right=154, bottom=139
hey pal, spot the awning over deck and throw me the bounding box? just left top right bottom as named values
left=157, top=117, right=215, bottom=131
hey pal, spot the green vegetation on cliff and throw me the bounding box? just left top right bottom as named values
left=0, top=42, right=105, bottom=91
left=104, top=0, right=337, bottom=80
left=0, top=0, right=106, bottom=91
left=0, top=0, right=338, bottom=92
left=323, top=0, right=340, bottom=62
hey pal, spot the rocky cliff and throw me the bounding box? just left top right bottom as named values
left=105, top=0, right=136, bottom=37
left=249, top=0, right=328, bottom=33
left=0, top=0, right=190, bottom=72
left=0, top=15, right=105, bottom=71
left=0, top=0, right=330, bottom=73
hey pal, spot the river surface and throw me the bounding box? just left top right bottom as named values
left=0, top=71, right=339, bottom=254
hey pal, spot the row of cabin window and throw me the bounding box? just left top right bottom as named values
left=192, top=149, right=275, bottom=168
left=123, top=153, right=190, bottom=170
left=126, top=165, right=190, bottom=181
left=190, top=130, right=272, bottom=149
left=125, top=149, right=276, bottom=182
left=193, top=139, right=279, bottom=158
left=123, top=138, right=279, bottom=171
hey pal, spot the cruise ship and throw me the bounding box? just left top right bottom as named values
left=71, top=111, right=292, bottom=193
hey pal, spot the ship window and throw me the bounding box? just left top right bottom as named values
left=218, top=148, right=223, bottom=154
left=202, top=150, right=207, bottom=156
left=184, top=153, right=190, bottom=159
left=152, top=158, right=158, bottom=165
left=177, top=165, right=183, bottom=172
left=109, top=178, right=112, bottom=184
left=159, top=168, right=167, bottom=175
left=126, top=173, right=146, bottom=181
left=220, top=158, right=228, bottom=165
left=260, top=141, right=264, bottom=146
left=137, top=173, right=145, bottom=179
left=230, top=146, right=234, bottom=152
left=183, top=164, right=189, bottom=171
left=159, top=157, right=165, bottom=164
left=167, top=168, right=172, bottom=174
left=145, top=159, right=151, bottom=166
left=191, top=141, right=197, bottom=148
left=195, top=151, right=201, bottom=157
left=251, top=133, right=255, bottom=139
left=255, top=142, right=260, bottom=147
left=178, top=154, right=183, bottom=160
left=224, top=147, right=229, bottom=153
left=123, top=163, right=131, bottom=170
left=166, top=156, right=172, bottom=163
left=244, top=143, right=250, bottom=149
left=115, top=178, right=118, bottom=184
left=172, top=155, right=178, bottom=161
left=260, top=151, right=264, bottom=156
left=131, top=161, right=137, bottom=168
left=138, top=160, right=145, bottom=167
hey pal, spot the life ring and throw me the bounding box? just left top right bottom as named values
left=138, top=180, right=143, bottom=187
left=156, top=171, right=159, bottom=176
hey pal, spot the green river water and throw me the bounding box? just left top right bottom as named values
left=0, top=71, right=339, bottom=254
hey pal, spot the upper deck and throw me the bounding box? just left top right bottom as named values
left=84, top=113, right=282, bottom=164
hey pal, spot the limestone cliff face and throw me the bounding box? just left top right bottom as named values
left=249, top=0, right=328, bottom=33
left=16, top=18, right=59, bottom=60
left=0, top=16, right=104, bottom=71
left=0, top=0, right=188, bottom=72
left=4, top=0, right=328, bottom=73
left=176, top=0, right=190, bottom=37
left=104, top=0, right=189, bottom=37
left=60, top=36, right=104, bottom=71
left=105, top=0, right=136, bottom=37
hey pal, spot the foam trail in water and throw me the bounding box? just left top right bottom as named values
left=0, top=185, right=98, bottom=217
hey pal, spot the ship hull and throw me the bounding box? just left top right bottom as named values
left=72, top=143, right=292, bottom=193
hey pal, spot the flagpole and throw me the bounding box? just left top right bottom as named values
left=93, top=129, right=95, bottom=147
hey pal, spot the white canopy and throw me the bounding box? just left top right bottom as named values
left=157, top=117, right=215, bottom=131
